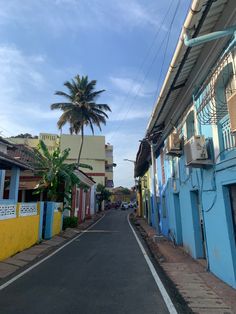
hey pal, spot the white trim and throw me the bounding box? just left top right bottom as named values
left=127, top=214, right=178, bottom=314
left=0, top=214, right=105, bottom=291
left=0, top=204, right=16, bottom=220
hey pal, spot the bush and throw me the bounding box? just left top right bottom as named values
left=63, top=217, right=78, bottom=230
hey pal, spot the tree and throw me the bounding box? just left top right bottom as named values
left=51, top=75, right=111, bottom=165
left=11, top=133, right=38, bottom=139
left=33, top=140, right=92, bottom=202
left=96, top=183, right=112, bottom=211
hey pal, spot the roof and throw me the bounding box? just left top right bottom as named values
left=134, top=140, right=150, bottom=178
left=0, top=151, right=33, bottom=170
left=147, top=0, right=230, bottom=139
left=74, top=169, right=96, bottom=187
left=7, top=144, right=36, bottom=165
left=0, top=137, right=14, bottom=147
left=135, top=0, right=233, bottom=176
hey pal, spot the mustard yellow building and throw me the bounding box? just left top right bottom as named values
left=7, top=133, right=115, bottom=188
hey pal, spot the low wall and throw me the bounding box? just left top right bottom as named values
left=0, top=202, right=41, bottom=261
left=45, top=202, right=63, bottom=239
left=52, top=203, right=63, bottom=237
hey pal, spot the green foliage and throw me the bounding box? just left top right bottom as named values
left=33, top=140, right=92, bottom=202
left=63, top=217, right=78, bottom=230
left=51, top=75, right=111, bottom=164
left=96, top=184, right=112, bottom=210
left=11, top=133, right=38, bottom=139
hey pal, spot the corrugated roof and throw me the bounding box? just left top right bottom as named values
left=147, top=0, right=229, bottom=137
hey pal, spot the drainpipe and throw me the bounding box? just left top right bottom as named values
left=184, top=25, right=236, bottom=47
left=150, top=141, right=160, bottom=235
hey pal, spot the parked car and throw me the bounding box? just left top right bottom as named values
left=121, top=202, right=129, bottom=210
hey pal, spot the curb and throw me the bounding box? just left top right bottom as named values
left=0, top=213, right=105, bottom=288
left=129, top=214, right=194, bottom=314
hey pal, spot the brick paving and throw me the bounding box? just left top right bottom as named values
left=135, top=217, right=236, bottom=314
left=0, top=212, right=104, bottom=281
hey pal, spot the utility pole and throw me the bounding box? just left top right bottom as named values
left=150, top=141, right=160, bottom=235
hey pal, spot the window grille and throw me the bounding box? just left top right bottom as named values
left=194, top=46, right=236, bottom=125
left=221, top=115, right=236, bottom=150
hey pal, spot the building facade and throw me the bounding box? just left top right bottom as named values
left=8, top=133, right=115, bottom=189
left=135, top=0, right=236, bottom=289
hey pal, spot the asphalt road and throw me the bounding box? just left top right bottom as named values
left=0, top=210, right=170, bottom=314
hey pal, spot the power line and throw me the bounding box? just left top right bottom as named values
left=151, top=0, right=181, bottom=110
left=114, top=0, right=181, bottom=140
left=108, top=0, right=175, bottom=142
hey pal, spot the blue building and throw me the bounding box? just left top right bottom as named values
left=135, top=0, right=236, bottom=288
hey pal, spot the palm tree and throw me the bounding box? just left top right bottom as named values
left=51, top=75, right=111, bottom=165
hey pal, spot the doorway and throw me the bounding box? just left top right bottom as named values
left=190, top=190, right=207, bottom=259
left=229, top=184, right=236, bottom=241
left=174, top=193, right=183, bottom=245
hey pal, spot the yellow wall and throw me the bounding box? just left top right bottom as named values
left=0, top=204, right=40, bottom=261
left=60, top=134, right=105, bottom=160
left=52, top=211, right=62, bottom=236
left=106, top=172, right=113, bottom=181
left=7, top=133, right=113, bottom=187
left=80, top=159, right=105, bottom=173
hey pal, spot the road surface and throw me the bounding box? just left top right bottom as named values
left=0, top=210, right=172, bottom=314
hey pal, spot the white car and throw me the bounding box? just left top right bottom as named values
left=121, top=202, right=129, bottom=210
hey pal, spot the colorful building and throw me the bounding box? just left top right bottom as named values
left=7, top=133, right=115, bottom=189
left=0, top=137, right=63, bottom=260
left=135, top=0, right=236, bottom=288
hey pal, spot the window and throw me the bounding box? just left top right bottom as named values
left=186, top=110, right=195, bottom=140
left=142, top=176, right=147, bottom=188
left=105, top=164, right=113, bottom=172
left=216, top=63, right=236, bottom=154
left=105, top=150, right=113, bottom=158
left=172, top=157, right=179, bottom=178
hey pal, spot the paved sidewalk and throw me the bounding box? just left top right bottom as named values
left=133, top=216, right=236, bottom=314
left=0, top=212, right=103, bottom=282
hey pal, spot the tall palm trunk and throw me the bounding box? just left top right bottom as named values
left=77, top=125, right=84, bottom=166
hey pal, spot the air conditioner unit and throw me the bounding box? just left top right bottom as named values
left=165, top=133, right=181, bottom=155
left=227, top=92, right=236, bottom=134
left=184, top=135, right=212, bottom=167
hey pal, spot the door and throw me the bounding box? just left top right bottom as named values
left=229, top=184, right=236, bottom=241
left=191, top=191, right=207, bottom=259
left=174, top=193, right=183, bottom=245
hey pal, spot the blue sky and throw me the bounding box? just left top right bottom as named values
left=0, top=0, right=191, bottom=187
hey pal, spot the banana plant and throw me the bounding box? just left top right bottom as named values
left=33, top=140, right=92, bottom=202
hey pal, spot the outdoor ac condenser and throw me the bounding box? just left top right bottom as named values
left=184, top=135, right=209, bottom=167
left=165, top=132, right=181, bottom=156
left=227, top=92, right=236, bottom=134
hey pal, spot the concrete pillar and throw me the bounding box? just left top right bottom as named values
left=0, top=170, right=5, bottom=199
left=9, top=167, right=20, bottom=202
left=44, top=202, right=54, bottom=240
left=90, top=185, right=95, bottom=216
left=38, top=202, right=45, bottom=241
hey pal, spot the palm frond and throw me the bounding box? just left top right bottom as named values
left=51, top=102, right=74, bottom=111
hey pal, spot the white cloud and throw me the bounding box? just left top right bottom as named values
left=0, top=44, right=60, bottom=136
left=110, top=77, right=146, bottom=97
left=0, top=0, right=165, bottom=34
left=106, top=92, right=153, bottom=122
left=0, top=45, right=46, bottom=94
